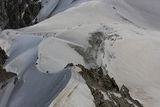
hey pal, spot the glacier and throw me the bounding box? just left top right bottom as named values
left=0, top=0, right=160, bottom=107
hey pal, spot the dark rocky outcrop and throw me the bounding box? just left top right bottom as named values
left=78, top=65, right=119, bottom=92
left=74, top=64, right=143, bottom=107
left=0, top=0, right=41, bottom=29
left=0, top=47, right=7, bottom=65
left=0, top=47, right=16, bottom=83
left=0, top=65, right=16, bottom=83
left=0, top=0, right=8, bottom=30
left=68, top=31, right=143, bottom=106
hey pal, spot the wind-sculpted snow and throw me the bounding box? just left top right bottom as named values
left=0, top=29, right=94, bottom=107
left=1, top=0, right=160, bottom=107
left=37, top=37, right=85, bottom=73
left=37, top=0, right=84, bottom=21
left=2, top=67, right=71, bottom=107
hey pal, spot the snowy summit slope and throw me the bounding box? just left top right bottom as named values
left=0, top=0, right=160, bottom=107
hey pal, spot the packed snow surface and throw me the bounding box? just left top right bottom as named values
left=0, top=0, right=160, bottom=107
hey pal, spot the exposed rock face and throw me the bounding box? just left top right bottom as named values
left=0, top=0, right=8, bottom=30
left=0, top=47, right=16, bottom=83
left=0, top=65, right=16, bottom=83
left=0, top=47, right=7, bottom=65
left=76, top=64, right=143, bottom=107
left=0, top=0, right=41, bottom=29
left=68, top=31, right=143, bottom=106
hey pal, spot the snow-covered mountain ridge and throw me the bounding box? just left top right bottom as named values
left=0, top=0, right=160, bottom=107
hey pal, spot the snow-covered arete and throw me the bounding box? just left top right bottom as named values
left=0, top=0, right=160, bottom=107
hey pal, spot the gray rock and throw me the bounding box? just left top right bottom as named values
left=0, top=0, right=9, bottom=29
left=0, top=47, right=16, bottom=84
left=77, top=64, right=143, bottom=107
left=0, top=0, right=41, bottom=29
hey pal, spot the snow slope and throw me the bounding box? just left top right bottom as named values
left=0, top=31, right=94, bottom=107
left=1, top=0, right=160, bottom=107
left=37, top=0, right=85, bottom=21
left=114, top=0, right=160, bottom=30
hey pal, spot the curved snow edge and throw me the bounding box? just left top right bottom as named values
left=49, top=66, right=95, bottom=107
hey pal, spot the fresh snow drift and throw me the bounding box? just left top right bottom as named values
left=0, top=0, right=160, bottom=107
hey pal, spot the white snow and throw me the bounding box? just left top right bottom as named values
left=114, top=0, right=160, bottom=30
left=1, top=0, right=160, bottom=107
left=104, top=29, right=160, bottom=107
left=37, top=37, right=85, bottom=73
left=49, top=67, right=95, bottom=107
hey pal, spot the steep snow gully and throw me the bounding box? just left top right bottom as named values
left=1, top=0, right=160, bottom=107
